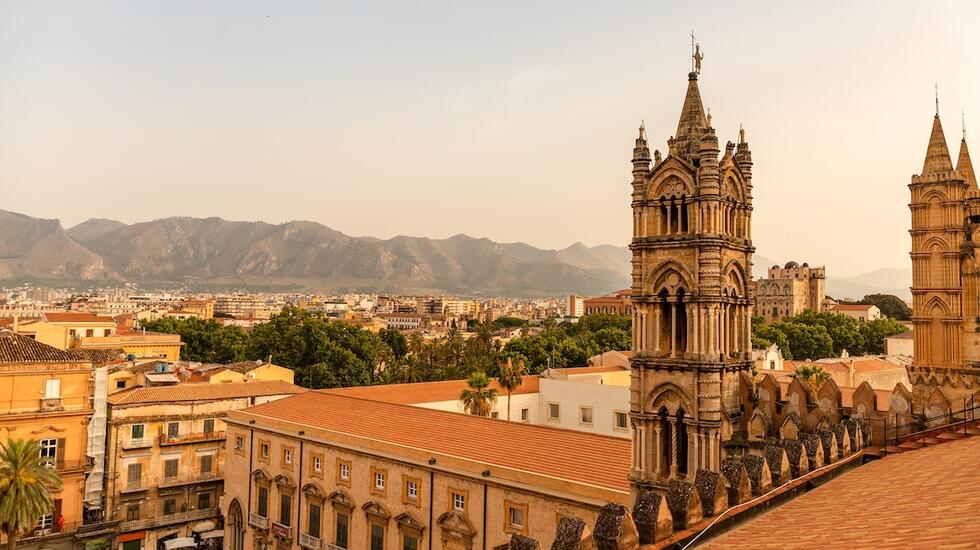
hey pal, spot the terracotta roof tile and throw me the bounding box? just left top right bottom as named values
left=108, top=380, right=304, bottom=405
left=240, top=391, right=631, bottom=492
left=829, top=304, right=876, bottom=311
left=697, top=436, right=980, bottom=549
left=0, top=330, right=86, bottom=363
left=322, top=375, right=540, bottom=405
left=43, top=312, right=116, bottom=323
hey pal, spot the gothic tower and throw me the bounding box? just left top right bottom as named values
left=909, top=109, right=980, bottom=407
left=628, top=64, right=754, bottom=496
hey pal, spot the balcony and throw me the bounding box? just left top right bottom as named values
left=158, top=431, right=225, bottom=446
left=248, top=513, right=269, bottom=530
left=270, top=522, right=292, bottom=540
left=40, top=398, right=63, bottom=412
left=158, top=471, right=222, bottom=489
left=122, top=438, right=153, bottom=450
left=326, top=545, right=348, bottom=550
left=41, top=457, right=94, bottom=472
left=120, top=507, right=218, bottom=532
left=120, top=479, right=150, bottom=494
left=299, top=533, right=321, bottom=549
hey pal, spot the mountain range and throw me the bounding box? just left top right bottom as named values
left=0, top=210, right=911, bottom=298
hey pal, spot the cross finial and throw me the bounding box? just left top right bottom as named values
left=935, top=82, right=940, bottom=116
left=691, top=30, right=695, bottom=72
left=964, top=110, right=968, bottom=141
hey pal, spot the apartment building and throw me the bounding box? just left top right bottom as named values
left=105, top=381, right=304, bottom=550
left=221, top=392, right=630, bottom=550
left=0, top=330, right=105, bottom=550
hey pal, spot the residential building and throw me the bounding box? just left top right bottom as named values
left=221, top=391, right=630, bottom=550
left=377, top=313, right=423, bottom=331
left=885, top=330, right=914, bottom=356
left=0, top=330, right=105, bottom=550
left=829, top=303, right=881, bottom=322
left=18, top=312, right=117, bottom=349
left=755, top=261, right=827, bottom=321
left=566, top=294, right=584, bottom=318
left=583, top=289, right=632, bottom=316
left=75, top=331, right=183, bottom=361
left=105, top=380, right=304, bottom=550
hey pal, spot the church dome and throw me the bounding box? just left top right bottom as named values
left=784, top=261, right=799, bottom=269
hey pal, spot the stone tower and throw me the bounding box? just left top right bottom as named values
left=908, top=109, right=980, bottom=407
left=628, top=65, right=754, bottom=497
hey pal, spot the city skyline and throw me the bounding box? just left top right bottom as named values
left=2, top=1, right=980, bottom=278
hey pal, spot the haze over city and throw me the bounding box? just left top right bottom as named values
left=3, top=1, right=980, bottom=277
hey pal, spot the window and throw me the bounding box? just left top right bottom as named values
left=520, top=408, right=529, bottom=422
left=260, top=442, right=270, bottom=459
left=282, top=447, right=293, bottom=465
left=127, top=463, right=142, bottom=484
left=235, top=435, right=245, bottom=450
left=279, top=494, right=292, bottom=526
left=335, top=512, right=349, bottom=548
left=370, top=523, right=385, bottom=550
left=131, top=424, right=145, bottom=440
left=490, top=411, right=499, bottom=419
left=104, top=329, right=112, bottom=337
left=313, top=456, right=322, bottom=473
left=257, top=486, right=269, bottom=517
left=116, top=380, right=126, bottom=389
left=375, top=472, right=385, bottom=490
left=163, top=498, right=176, bottom=515
left=203, top=419, right=215, bottom=434
left=126, top=504, right=140, bottom=521
left=200, top=454, right=213, bottom=474
left=337, top=460, right=351, bottom=484
left=506, top=502, right=527, bottom=531
left=39, top=438, right=57, bottom=462
left=198, top=492, right=211, bottom=510
left=452, top=491, right=466, bottom=512
left=85, top=329, right=94, bottom=337
left=44, top=379, right=61, bottom=399
left=307, top=503, right=321, bottom=538
left=548, top=402, right=560, bottom=421
left=167, top=422, right=179, bottom=438
left=404, top=478, right=419, bottom=502
left=68, top=329, right=76, bottom=339
left=614, top=411, right=629, bottom=431
left=579, top=406, right=594, bottom=426
left=164, top=458, right=179, bottom=479
left=403, top=534, right=419, bottom=550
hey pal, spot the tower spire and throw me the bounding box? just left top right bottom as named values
left=957, top=111, right=977, bottom=187
left=922, top=107, right=954, bottom=176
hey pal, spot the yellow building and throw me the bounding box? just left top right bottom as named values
left=105, top=381, right=304, bottom=550
left=76, top=332, right=183, bottom=362
left=196, top=361, right=295, bottom=385
left=222, top=392, right=630, bottom=550
left=0, top=330, right=100, bottom=550
left=16, top=312, right=117, bottom=349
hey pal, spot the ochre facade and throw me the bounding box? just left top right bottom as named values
left=628, top=66, right=755, bottom=497
left=909, top=110, right=980, bottom=407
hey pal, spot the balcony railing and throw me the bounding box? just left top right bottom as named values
left=248, top=513, right=269, bottom=529
left=299, top=533, right=321, bottom=549
left=158, top=471, right=222, bottom=488
left=41, top=457, right=94, bottom=472
left=120, top=479, right=149, bottom=493
left=120, top=507, right=218, bottom=532
left=40, top=398, right=63, bottom=412
left=270, top=522, right=292, bottom=540
left=326, top=544, right=348, bottom=550
left=122, top=438, right=153, bottom=450
left=158, top=431, right=225, bottom=446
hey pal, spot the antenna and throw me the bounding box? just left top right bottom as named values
left=935, top=82, right=940, bottom=116
left=963, top=110, right=967, bottom=141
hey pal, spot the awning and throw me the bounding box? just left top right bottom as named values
left=199, top=531, right=224, bottom=540
left=162, top=538, right=196, bottom=550
left=191, top=521, right=217, bottom=533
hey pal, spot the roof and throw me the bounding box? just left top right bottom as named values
left=922, top=113, right=954, bottom=176
left=697, top=435, right=980, bottom=549
left=238, top=391, right=631, bottom=492
left=322, top=375, right=540, bottom=405
left=43, top=312, right=115, bottom=324
left=108, top=380, right=304, bottom=405
left=145, top=373, right=180, bottom=383
left=829, top=304, right=876, bottom=311
left=787, top=357, right=903, bottom=374
left=0, top=330, right=86, bottom=363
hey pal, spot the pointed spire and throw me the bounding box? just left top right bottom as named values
left=922, top=113, right=954, bottom=176
left=958, top=113, right=977, bottom=187
left=632, top=120, right=651, bottom=173
left=673, top=71, right=708, bottom=160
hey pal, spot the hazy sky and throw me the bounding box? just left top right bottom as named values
left=2, top=1, right=979, bottom=277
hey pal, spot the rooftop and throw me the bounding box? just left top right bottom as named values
left=697, top=435, right=980, bottom=549
left=0, top=330, right=86, bottom=364
left=322, top=374, right=540, bottom=405
left=829, top=304, right=876, bottom=311
left=237, top=391, right=631, bottom=493
left=107, top=379, right=304, bottom=406
left=43, top=312, right=116, bottom=324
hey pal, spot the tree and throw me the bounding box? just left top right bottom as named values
left=776, top=321, right=834, bottom=360
left=859, top=294, right=912, bottom=321
left=860, top=318, right=909, bottom=354
left=379, top=329, right=408, bottom=360
left=459, top=371, right=498, bottom=417
left=0, top=439, right=63, bottom=550
left=496, top=357, right=526, bottom=421
left=140, top=318, right=248, bottom=363
left=789, top=365, right=832, bottom=398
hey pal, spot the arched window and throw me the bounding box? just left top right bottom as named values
left=228, top=499, right=245, bottom=550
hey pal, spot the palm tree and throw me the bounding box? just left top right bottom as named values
left=496, top=357, right=526, bottom=421
left=459, top=371, right=498, bottom=417
left=789, top=365, right=832, bottom=398
left=0, top=439, right=63, bottom=550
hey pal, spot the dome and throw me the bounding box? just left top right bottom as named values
left=784, top=261, right=799, bottom=269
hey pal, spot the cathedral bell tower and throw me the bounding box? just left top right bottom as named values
left=628, top=53, right=755, bottom=497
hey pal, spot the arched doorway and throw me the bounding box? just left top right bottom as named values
left=228, top=499, right=244, bottom=550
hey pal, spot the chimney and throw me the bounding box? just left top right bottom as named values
left=12, top=315, right=18, bottom=333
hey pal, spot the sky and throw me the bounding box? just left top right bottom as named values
left=1, top=1, right=979, bottom=277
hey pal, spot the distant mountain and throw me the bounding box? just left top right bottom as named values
left=0, top=212, right=628, bottom=296
left=0, top=211, right=108, bottom=281
left=752, top=254, right=911, bottom=301
left=66, top=218, right=128, bottom=244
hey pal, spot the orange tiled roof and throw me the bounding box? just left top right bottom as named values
left=108, top=380, right=304, bottom=405
left=829, top=304, right=876, bottom=311
left=0, top=330, right=86, bottom=363
left=43, top=312, right=116, bottom=323
left=697, top=435, right=980, bottom=549
left=322, top=375, right=540, bottom=405
left=241, top=391, right=631, bottom=492
left=555, top=365, right=629, bottom=375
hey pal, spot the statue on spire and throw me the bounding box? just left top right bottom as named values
left=694, top=43, right=703, bottom=75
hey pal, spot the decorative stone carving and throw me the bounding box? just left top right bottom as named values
left=741, top=454, right=772, bottom=496
left=801, top=433, right=824, bottom=469
left=509, top=535, right=539, bottom=550
left=816, top=428, right=839, bottom=463
left=780, top=439, right=809, bottom=477
left=551, top=516, right=589, bottom=550
left=693, top=469, right=728, bottom=516
left=666, top=479, right=703, bottom=530
left=720, top=459, right=752, bottom=505
left=591, top=503, right=639, bottom=550
left=631, top=490, right=673, bottom=545
left=763, top=445, right=791, bottom=485
left=832, top=424, right=850, bottom=457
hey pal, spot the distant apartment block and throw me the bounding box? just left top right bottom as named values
left=583, top=289, right=632, bottom=316
left=755, top=261, right=826, bottom=321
